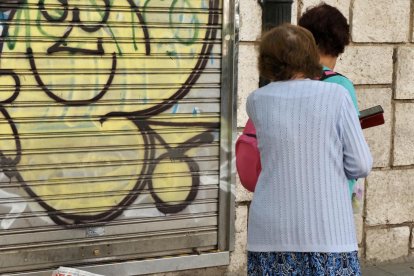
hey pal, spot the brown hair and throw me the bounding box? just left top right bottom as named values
left=258, top=24, right=322, bottom=82
left=298, top=3, right=350, bottom=57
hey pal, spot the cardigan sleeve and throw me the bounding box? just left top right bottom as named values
left=340, top=93, right=373, bottom=179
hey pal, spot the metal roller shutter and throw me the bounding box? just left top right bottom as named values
left=0, top=0, right=234, bottom=274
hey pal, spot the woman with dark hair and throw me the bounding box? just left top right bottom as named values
left=246, top=24, right=372, bottom=275
left=299, top=3, right=350, bottom=66
left=299, top=3, right=360, bottom=202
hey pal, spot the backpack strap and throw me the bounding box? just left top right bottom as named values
left=319, top=69, right=343, bottom=81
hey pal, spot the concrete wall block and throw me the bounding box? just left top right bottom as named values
left=239, top=0, right=262, bottom=42
left=357, top=88, right=392, bottom=167
left=236, top=174, right=254, bottom=202
left=335, top=46, right=394, bottom=85
left=291, top=0, right=298, bottom=24
left=396, top=46, right=414, bottom=99
left=394, top=103, right=414, bottom=166
left=234, top=205, right=248, bottom=234
left=228, top=205, right=248, bottom=274
left=358, top=247, right=364, bottom=259
left=366, top=227, right=410, bottom=263
left=301, top=0, right=350, bottom=20
left=412, top=12, right=414, bottom=43
left=366, top=170, right=414, bottom=225
left=412, top=228, right=414, bottom=249
left=352, top=0, right=410, bottom=42
left=228, top=231, right=247, bottom=274
left=237, top=43, right=259, bottom=127
left=354, top=213, right=363, bottom=245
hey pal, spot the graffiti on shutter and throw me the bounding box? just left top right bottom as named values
left=0, top=0, right=223, bottom=270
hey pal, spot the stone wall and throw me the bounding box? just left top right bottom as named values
left=236, top=0, right=414, bottom=269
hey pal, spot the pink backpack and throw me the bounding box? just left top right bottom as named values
left=235, top=119, right=261, bottom=192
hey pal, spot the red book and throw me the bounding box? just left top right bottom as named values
left=359, top=105, right=384, bottom=129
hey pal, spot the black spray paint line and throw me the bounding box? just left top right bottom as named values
left=0, top=69, right=20, bottom=104
left=38, top=0, right=69, bottom=23
left=126, top=0, right=150, bottom=55
left=146, top=131, right=215, bottom=214
left=100, top=0, right=220, bottom=120
left=27, top=48, right=117, bottom=106
left=46, top=26, right=104, bottom=55
left=0, top=107, right=21, bottom=175
left=0, top=0, right=220, bottom=226
left=71, top=0, right=111, bottom=33
left=22, top=124, right=216, bottom=225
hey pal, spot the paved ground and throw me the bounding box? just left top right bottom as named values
left=362, top=262, right=414, bottom=275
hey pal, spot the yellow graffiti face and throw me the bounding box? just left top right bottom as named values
left=0, top=0, right=219, bottom=224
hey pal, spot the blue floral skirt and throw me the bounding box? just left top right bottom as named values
left=247, top=251, right=361, bottom=276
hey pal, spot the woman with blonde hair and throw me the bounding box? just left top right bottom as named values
left=246, top=24, right=372, bottom=275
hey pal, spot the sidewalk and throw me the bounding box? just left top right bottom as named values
left=362, top=262, right=414, bottom=276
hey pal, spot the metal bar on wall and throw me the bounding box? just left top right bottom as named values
left=218, top=0, right=238, bottom=252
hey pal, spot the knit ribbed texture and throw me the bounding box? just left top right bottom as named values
left=246, top=80, right=372, bottom=253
